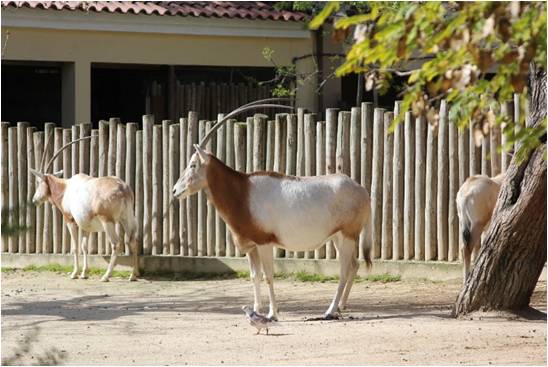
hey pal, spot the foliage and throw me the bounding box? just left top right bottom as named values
left=311, top=1, right=547, bottom=160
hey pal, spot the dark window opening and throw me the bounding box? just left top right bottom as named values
left=1, top=62, right=62, bottom=128
left=341, top=72, right=406, bottom=110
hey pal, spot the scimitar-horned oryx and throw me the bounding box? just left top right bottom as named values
left=456, top=173, right=504, bottom=283
left=30, top=134, right=139, bottom=282
left=173, top=99, right=373, bottom=320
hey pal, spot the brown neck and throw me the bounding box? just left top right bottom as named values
left=46, top=175, right=67, bottom=212
left=205, top=155, right=249, bottom=223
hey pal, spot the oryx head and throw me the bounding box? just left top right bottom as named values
left=29, top=132, right=90, bottom=205
left=172, top=144, right=210, bottom=199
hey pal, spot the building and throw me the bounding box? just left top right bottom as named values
left=1, top=1, right=353, bottom=128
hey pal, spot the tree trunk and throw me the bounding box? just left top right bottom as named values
left=454, top=64, right=547, bottom=316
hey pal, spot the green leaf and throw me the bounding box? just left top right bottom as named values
left=309, top=2, right=340, bottom=30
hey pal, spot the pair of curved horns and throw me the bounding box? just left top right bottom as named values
left=37, top=131, right=92, bottom=175
left=198, top=98, right=294, bottom=148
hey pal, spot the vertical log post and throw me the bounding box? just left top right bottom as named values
left=457, top=120, right=470, bottom=260
left=214, top=114, right=226, bottom=257
left=162, top=120, right=171, bottom=254
left=142, top=115, right=154, bottom=255
left=0, top=122, right=8, bottom=252
left=370, top=108, right=385, bottom=259
left=43, top=122, right=55, bottom=253
left=51, top=128, right=63, bottom=254
left=179, top=117, right=188, bottom=255
left=17, top=122, right=28, bottom=253
left=437, top=101, right=449, bottom=261
left=8, top=127, right=18, bottom=253
left=225, top=119, right=236, bottom=257
left=26, top=126, right=36, bottom=253
left=115, top=124, right=127, bottom=254
left=392, top=107, right=404, bottom=260
left=273, top=114, right=286, bottom=258
left=304, top=113, right=317, bottom=259
left=425, top=118, right=438, bottom=261
left=381, top=112, right=394, bottom=260
left=469, top=123, right=481, bottom=176
left=325, top=108, right=338, bottom=259
left=88, top=129, right=99, bottom=254
left=197, top=120, right=207, bottom=256
left=481, top=132, right=491, bottom=176
left=169, top=123, right=180, bottom=255
left=205, top=120, right=216, bottom=256
left=135, top=130, right=144, bottom=255
left=152, top=124, right=162, bottom=255
left=414, top=115, right=427, bottom=260
left=448, top=115, right=460, bottom=262
left=33, top=132, right=44, bottom=253
left=187, top=112, right=199, bottom=256
left=98, top=120, right=108, bottom=254
left=403, top=111, right=415, bottom=260
left=246, top=117, right=254, bottom=173
left=315, top=121, right=326, bottom=259
left=285, top=114, right=297, bottom=258
left=500, top=101, right=514, bottom=172
left=233, top=122, right=246, bottom=257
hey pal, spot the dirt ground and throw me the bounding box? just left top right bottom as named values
left=1, top=271, right=546, bottom=366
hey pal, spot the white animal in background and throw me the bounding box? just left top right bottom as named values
left=173, top=118, right=372, bottom=320
left=242, top=305, right=276, bottom=335
left=30, top=136, right=140, bottom=282
left=456, top=173, right=504, bottom=283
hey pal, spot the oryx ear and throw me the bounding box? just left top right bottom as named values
left=52, top=170, right=64, bottom=178
left=194, top=144, right=209, bottom=164
left=29, top=168, right=44, bottom=179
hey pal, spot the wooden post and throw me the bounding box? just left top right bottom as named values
left=115, top=124, right=127, bottom=254
left=197, top=120, right=207, bottom=256
left=107, top=118, right=118, bottom=176
left=370, top=108, right=385, bottom=259
left=142, top=115, right=154, bottom=255
left=457, top=120, right=470, bottom=260
left=214, top=114, right=226, bottom=256
left=162, top=120, right=171, bottom=254
left=425, top=118, right=438, bottom=261
left=152, top=124, right=162, bottom=255
left=481, top=131, right=491, bottom=176
left=414, top=115, right=427, bottom=260
left=187, top=111, right=199, bottom=256
left=381, top=112, right=394, bottom=260
left=448, top=113, right=460, bottom=262
left=325, top=108, right=338, bottom=259
left=225, top=119, right=235, bottom=257
left=266, top=120, right=275, bottom=172
left=392, top=107, right=404, bottom=261
left=284, top=113, right=297, bottom=258
left=233, top=122, right=246, bottom=257
left=501, top=101, right=513, bottom=172
left=246, top=116, right=254, bottom=173
left=490, top=107, right=501, bottom=176
left=179, top=117, right=188, bottom=255
left=402, top=111, right=415, bottom=260
left=469, top=123, right=481, bottom=176
left=296, top=107, right=306, bottom=177
left=205, top=120, right=216, bottom=256
left=169, top=123, right=180, bottom=255
left=25, top=127, right=36, bottom=253
left=43, top=122, right=55, bottom=253
left=98, top=120, right=108, bottom=254
left=361, top=102, right=374, bottom=193
left=350, top=107, right=361, bottom=183
left=336, top=111, right=351, bottom=176
left=61, top=128, right=72, bottom=253
left=135, top=130, right=144, bottom=255
left=16, top=122, right=28, bottom=253
left=51, top=127, right=63, bottom=254
left=0, top=122, right=8, bottom=252
left=304, top=113, right=317, bottom=259
left=315, top=120, right=326, bottom=259
left=88, top=129, right=99, bottom=254
left=253, top=114, right=267, bottom=171
left=125, top=123, right=137, bottom=195
left=33, top=132, right=44, bottom=253
left=437, top=101, right=449, bottom=261
left=273, top=114, right=286, bottom=258
left=513, top=93, right=521, bottom=152
left=8, top=127, right=18, bottom=253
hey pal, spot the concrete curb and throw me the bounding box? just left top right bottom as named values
left=1, top=254, right=465, bottom=281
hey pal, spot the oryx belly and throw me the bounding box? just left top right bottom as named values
left=62, top=177, right=104, bottom=233
left=248, top=175, right=347, bottom=250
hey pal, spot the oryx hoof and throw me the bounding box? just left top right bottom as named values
left=70, top=272, right=78, bottom=279
left=267, top=314, right=278, bottom=322
left=100, top=276, right=110, bottom=282
left=323, top=313, right=340, bottom=320
left=128, top=274, right=137, bottom=282
left=79, top=274, right=88, bottom=280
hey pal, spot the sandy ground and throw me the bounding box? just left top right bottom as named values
left=1, top=271, right=546, bottom=366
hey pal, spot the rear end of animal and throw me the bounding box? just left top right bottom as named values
left=456, top=174, right=503, bottom=283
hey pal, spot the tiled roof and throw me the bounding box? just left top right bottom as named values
left=1, top=1, right=309, bottom=21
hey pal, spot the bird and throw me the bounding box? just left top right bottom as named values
left=241, top=305, right=276, bottom=335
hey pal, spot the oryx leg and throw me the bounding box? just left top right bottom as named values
left=462, top=225, right=482, bottom=284
left=247, top=247, right=262, bottom=313
left=340, top=240, right=359, bottom=310
left=121, top=218, right=140, bottom=281
left=325, top=234, right=353, bottom=319
left=79, top=231, right=90, bottom=279
left=67, top=222, right=80, bottom=279
left=257, top=245, right=279, bottom=321
left=101, top=221, right=119, bottom=282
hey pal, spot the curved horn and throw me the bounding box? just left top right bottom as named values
left=43, top=136, right=93, bottom=174
left=39, top=129, right=54, bottom=172
left=199, top=98, right=294, bottom=148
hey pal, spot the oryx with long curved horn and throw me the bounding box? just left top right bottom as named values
left=30, top=131, right=139, bottom=282
left=172, top=99, right=373, bottom=320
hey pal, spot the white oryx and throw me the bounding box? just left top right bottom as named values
left=456, top=173, right=504, bottom=283
left=172, top=100, right=373, bottom=320
left=30, top=135, right=139, bottom=282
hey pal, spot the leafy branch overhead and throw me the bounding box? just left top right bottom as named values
left=311, top=1, right=546, bottom=160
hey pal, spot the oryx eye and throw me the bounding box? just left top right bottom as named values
left=190, top=164, right=196, bottom=169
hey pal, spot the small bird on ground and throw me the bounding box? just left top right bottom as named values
left=241, top=305, right=276, bottom=335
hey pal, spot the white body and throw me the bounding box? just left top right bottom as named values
left=456, top=173, right=503, bottom=283
left=173, top=147, right=373, bottom=320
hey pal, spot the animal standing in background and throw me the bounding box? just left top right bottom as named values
left=172, top=99, right=373, bottom=320
left=456, top=173, right=504, bottom=283
left=242, top=305, right=276, bottom=335
left=30, top=135, right=140, bottom=282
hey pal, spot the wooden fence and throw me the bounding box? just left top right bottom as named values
left=0, top=98, right=518, bottom=261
